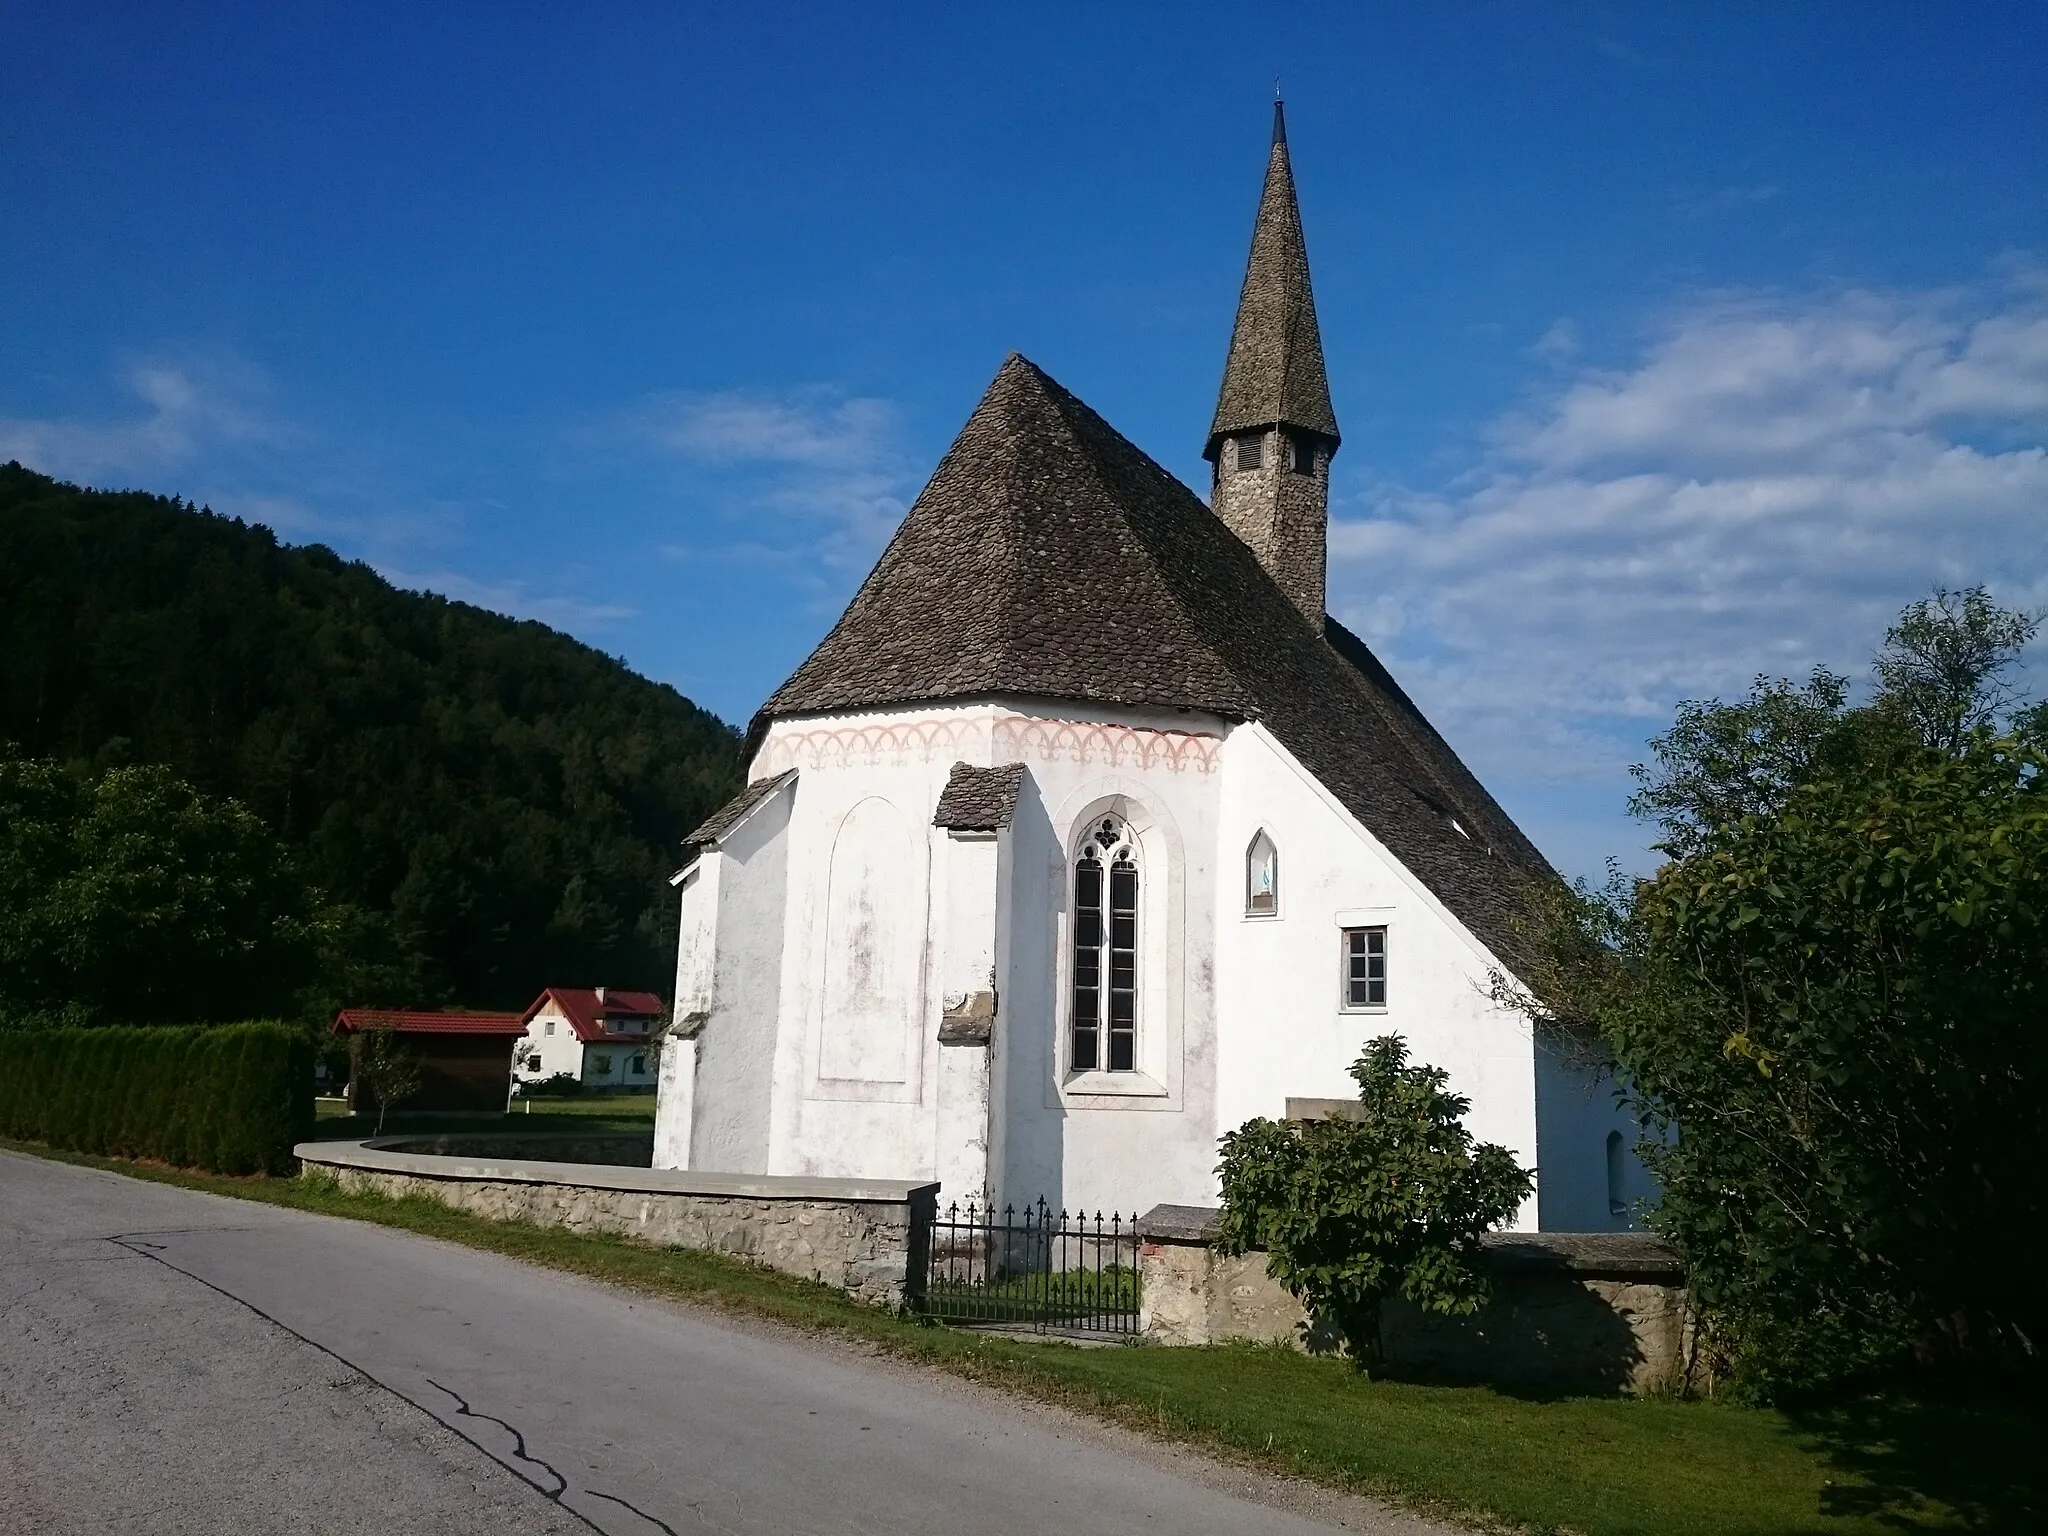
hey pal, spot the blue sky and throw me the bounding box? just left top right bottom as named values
left=5, top=2, right=2045, bottom=878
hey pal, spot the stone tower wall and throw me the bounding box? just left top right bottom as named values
left=1209, top=427, right=1329, bottom=624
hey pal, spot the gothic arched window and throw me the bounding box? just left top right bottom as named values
left=1072, top=815, right=1138, bottom=1073
left=1245, top=830, right=1278, bottom=916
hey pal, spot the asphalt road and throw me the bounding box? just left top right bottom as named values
left=0, top=1151, right=1445, bottom=1536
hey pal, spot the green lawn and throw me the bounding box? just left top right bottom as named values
left=5, top=1137, right=2034, bottom=1535
left=312, top=1094, right=655, bottom=1139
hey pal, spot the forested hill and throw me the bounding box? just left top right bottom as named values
left=0, top=462, right=743, bottom=1010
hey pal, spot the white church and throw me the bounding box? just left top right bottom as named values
left=654, top=106, right=1647, bottom=1232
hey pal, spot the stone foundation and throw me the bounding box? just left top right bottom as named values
left=297, top=1139, right=936, bottom=1308
left=1137, top=1205, right=1694, bottom=1395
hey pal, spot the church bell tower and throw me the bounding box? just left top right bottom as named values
left=1205, top=100, right=1340, bottom=625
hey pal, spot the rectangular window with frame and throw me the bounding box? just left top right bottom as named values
left=1236, top=433, right=1264, bottom=471
left=1342, top=926, right=1387, bottom=1010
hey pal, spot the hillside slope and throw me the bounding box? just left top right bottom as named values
left=0, top=462, right=743, bottom=1009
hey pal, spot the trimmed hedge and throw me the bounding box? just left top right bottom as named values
left=0, top=1023, right=313, bottom=1174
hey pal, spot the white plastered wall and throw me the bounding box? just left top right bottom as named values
left=1214, top=722, right=1644, bottom=1232
left=516, top=1002, right=585, bottom=1086
left=658, top=699, right=1645, bottom=1230
left=653, top=782, right=793, bottom=1172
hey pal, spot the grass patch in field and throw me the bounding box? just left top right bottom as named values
left=5, top=1136, right=2035, bottom=1536
left=309, top=1097, right=656, bottom=1138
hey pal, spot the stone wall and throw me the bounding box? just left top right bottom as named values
left=297, top=1139, right=936, bottom=1309
left=1137, top=1205, right=1694, bottom=1396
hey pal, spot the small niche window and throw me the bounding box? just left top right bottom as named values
left=1341, top=926, right=1387, bottom=1010
left=1245, top=830, right=1278, bottom=916
left=1072, top=815, right=1138, bottom=1073
left=1235, top=433, right=1264, bottom=472
left=1288, top=435, right=1317, bottom=475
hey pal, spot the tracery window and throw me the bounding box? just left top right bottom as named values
left=1245, top=830, right=1278, bottom=916
left=1072, top=815, right=1138, bottom=1072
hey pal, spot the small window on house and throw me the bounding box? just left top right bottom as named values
left=1245, top=831, right=1278, bottom=916
left=591, top=1053, right=612, bottom=1076
left=1341, top=926, right=1387, bottom=1009
left=1288, top=435, right=1316, bottom=475
left=1606, top=1130, right=1627, bottom=1217
left=1071, top=815, right=1138, bottom=1073
left=544, top=1020, right=555, bottom=1037
left=631, top=1054, right=646, bottom=1075
left=1236, top=434, right=1264, bottom=472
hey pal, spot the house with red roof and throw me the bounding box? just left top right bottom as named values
left=515, top=987, right=666, bottom=1094
left=332, top=1008, right=529, bottom=1115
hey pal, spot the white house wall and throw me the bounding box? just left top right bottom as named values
left=663, top=700, right=1645, bottom=1231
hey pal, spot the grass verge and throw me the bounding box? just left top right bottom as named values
left=310, top=1096, right=656, bottom=1138
left=5, top=1136, right=2035, bottom=1535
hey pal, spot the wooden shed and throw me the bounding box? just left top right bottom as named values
left=332, top=1009, right=529, bottom=1116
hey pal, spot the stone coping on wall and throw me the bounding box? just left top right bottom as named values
left=1136, top=1204, right=1681, bottom=1280
left=296, top=1139, right=938, bottom=1206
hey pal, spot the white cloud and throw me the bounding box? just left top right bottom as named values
left=1331, top=272, right=2048, bottom=799
left=0, top=355, right=297, bottom=481
left=624, top=386, right=913, bottom=581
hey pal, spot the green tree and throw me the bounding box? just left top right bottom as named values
left=1215, top=1036, right=1533, bottom=1369
left=1507, top=588, right=2048, bottom=1398
left=1875, top=586, right=2041, bottom=753
left=0, top=755, right=320, bottom=1026
left=0, top=462, right=744, bottom=1007
left=354, top=1026, right=423, bottom=1135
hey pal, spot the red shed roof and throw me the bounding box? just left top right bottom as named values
left=522, top=987, right=666, bottom=1044
left=332, top=1009, right=528, bottom=1037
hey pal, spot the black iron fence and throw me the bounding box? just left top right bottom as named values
left=915, top=1199, right=1141, bottom=1336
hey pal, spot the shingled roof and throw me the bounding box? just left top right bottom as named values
left=932, top=762, right=1026, bottom=831
left=758, top=354, right=1554, bottom=971
left=686, top=768, right=797, bottom=847
left=1206, top=101, right=1339, bottom=457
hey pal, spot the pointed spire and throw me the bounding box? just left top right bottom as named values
left=1206, top=102, right=1339, bottom=459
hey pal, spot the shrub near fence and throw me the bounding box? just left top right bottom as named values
left=0, top=1024, right=313, bottom=1174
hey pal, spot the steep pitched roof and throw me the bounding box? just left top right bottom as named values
left=1206, top=101, right=1339, bottom=456
left=524, top=987, right=665, bottom=1044
left=759, top=354, right=1553, bottom=971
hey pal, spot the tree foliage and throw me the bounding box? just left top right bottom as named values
left=354, top=1026, right=423, bottom=1135
left=0, top=463, right=744, bottom=1008
left=1511, top=588, right=2047, bottom=1398
left=1216, top=1036, right=1533, bottom=1367
left=0, top=754, right=321, bottom=1026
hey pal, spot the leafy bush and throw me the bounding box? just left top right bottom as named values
left=1216, top=1036, right=1532, bottom=1367
left=0, top=1023, right=314, bottom=1174
left=519, top=1072, right=585, bottom=1098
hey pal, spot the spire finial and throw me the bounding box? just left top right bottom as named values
left=1271, top=92, right=1287, bottom=146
